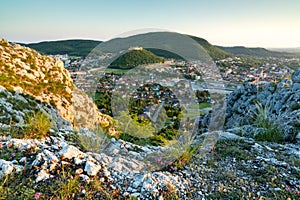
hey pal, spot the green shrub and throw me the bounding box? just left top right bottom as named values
left=291, top=102, right=300, bottom=110
left=0, top=91, right=7, bottom=98
left=22, top=111, right=52, bottom=139
left=254, top=126, right=284, bottom=143
left=0, top=167, right=114, bottom=200
left=252, top=102, right=284, bottom=143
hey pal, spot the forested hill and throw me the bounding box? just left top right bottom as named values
left=21, top=36, right=298, bottom=60
left=108, top=49, right=164, bottom=69
left=22, top=39, right=102, bottom=57
left=188, top=35, right=230, bottom=60
left=217, top=46, right=297, bottom=58
left=21, top=36, right=230, bottom=60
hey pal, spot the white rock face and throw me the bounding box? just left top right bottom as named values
left=36, top=169, right=51, bottom=183
left=296, top=132, right=300, bottom=142
left=59, top=145, right=86, bottom=160
left=0, top=39, right=116, bottom=136
left=0, top=159, right=23, bottom=176
left=84, top=160, right=101, bottom=176
left=11, top=138, right=41, bottom=151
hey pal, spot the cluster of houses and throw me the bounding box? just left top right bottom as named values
left=217, top=57, right=294, bottom=86
left=54, top=53, right=296, bottom=95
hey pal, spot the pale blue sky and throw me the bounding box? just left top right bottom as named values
left=1, top=0, right=300, bottom=47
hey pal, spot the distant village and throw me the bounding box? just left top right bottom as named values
left=54, top=53, right=295, bottom=91
left=50, top=53, right=296, bottom=132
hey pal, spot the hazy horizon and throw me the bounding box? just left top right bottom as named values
left=1, top=0, right=300, bottom=48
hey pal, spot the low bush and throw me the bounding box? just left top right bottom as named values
left=22, top=111, right=52, bottom=139
left=252, top=102, right=284, bottom=143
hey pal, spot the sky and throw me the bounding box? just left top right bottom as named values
left=0, top=0, right=300, bottom=48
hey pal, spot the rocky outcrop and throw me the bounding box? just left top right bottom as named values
left=0, top=38, right=115, bottom=132
left=224, top=70, right=300, bottom=141
left=0, top=38, right=73, bottom=122
left=0, top=86, right=72, bottom=130
left=1, top=130, right=299, bottom=199
left=72, top=88, right=115, bottom=133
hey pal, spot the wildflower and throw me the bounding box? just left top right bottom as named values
left=34, top=192, right=41, bottom=199
left=70, top=175, right=74, bottom=179
left=6, top=142, right=12, bottom=148
left=211, top=145, right=216, bottom=152
left=11, top=153, right=16, bottom=158
left=155, top=157, right=162, bottom=163
left=80, top=185, right=84, bottom=189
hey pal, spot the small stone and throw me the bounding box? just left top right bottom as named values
left=111, top=138, right=116, bottom=143
left=84, top=161, right=101, bottom=176
left=100, top=177, right=105, bottom=182
left=61, top=161, right=70, bottom=166
left=19, top=157, right=26, bottom=163
left=74, top=158, right=85, bottom=165
left=132, top=180, right=141, bottom=188
left=152, top=189, right=159, bottom=197
left=0, top=160, right=15, bottom=175
left=113, top=148, right=119, bottom=154
left=52, top=145, right=59, bottom=150
left=49, top=163, right=57, bottom=172
left=40, top=162, right=48, bottom=170
left=158, top=195, right=164, bottom=200
left=36, top=170, right=51, bottom=182
left=110, top=185, right=116, bottom=190
left=79, top=174, right=90, bottom=182
left=59, top=145, right=85, bottom=160
left=75, top=168, right=83, bottom=174
left=103, top=169, right=111, bottom=177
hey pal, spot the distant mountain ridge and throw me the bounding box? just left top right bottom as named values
left=22, top=39, right=102, bottom=57
left=269, top=47, right=300, bottom=54
left=20, top=35, right=298, bottom=60
left=188, top=35, right=229, bottom=60
left=21, top=36, right=229, bottom=60
left=217, top=46, right=297, bottom=58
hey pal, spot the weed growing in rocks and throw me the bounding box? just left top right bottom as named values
left=78, top=126, right=108, bottom=153
left=149, top=133, right=201, bottom=171
left=252, top=102, right=284, bottom=143
left=213, top=139, right=253, bottom=161
left=0, top=167, right=115, bottom=199
left=22, top=111, right=52, bottom=139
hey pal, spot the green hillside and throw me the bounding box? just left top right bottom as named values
left=188, top=35, right=230, bottom=60
left=108, top=49, right=164, bottom=69
left=21, top=35, right=230, bottom=60
left=22, top=35, right=297, bottom=60
left=146, top=48, right=185, bottom=60
left=217, top=46, right=296, bottom=58
left=23, top=39, right=102, bottom=57
left=269, top=47, right=300, bottom=54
